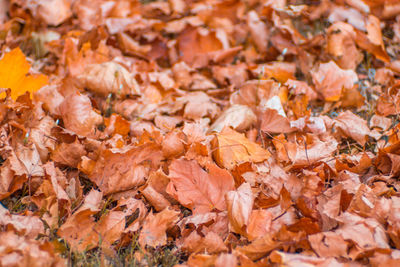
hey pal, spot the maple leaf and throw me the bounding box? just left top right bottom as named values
left=166, top=159, right=235, bottom=214
left=57, top=190, right=103, bottom=251
left=79, top=143, right=163, bottom=195
left=312, top=61, right=358, bottom=102
left=0, top=231, right=65, bottom=266
left=212, top=127, right=270, bottom=169
left=226, top=183, right=254, bottom=235
left=139, top=207, right=180, bottom=248
left=334, top=110, right=372, bottom=146
left=0, top=47, right=48, bottom=100
left=0, top=205, right=44, bottom=239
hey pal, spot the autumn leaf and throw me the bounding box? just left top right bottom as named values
left=139, top=207, right=180, bottom=248
left=0, top=47, right=48, bottom=100
left=166, top=159, right=235, bottom=214
left=212, top=127, right=270, bottom=169
left=334, top=110, right=372, bottom=146
left=79, top=143, right=163, bottom=195
left=0, top=231, right=65, bottom=266
left=2, top=0, right=400, bottom=265
left=57, top=189, right=103, bottom=251
left=312, top=61, right=358, bottom=102
left=209, top=105, right=257, bottom=133
left=226, top=183, right=254, bottom=235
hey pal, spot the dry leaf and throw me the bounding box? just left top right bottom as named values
left=139, top=207, right=180, bottom=248
left=57, top=189, right=103, bottom=251
left=0, top=47, right=48, bottom=100
left=209, top=105, right=257, bottom=133
left=0, top=231, right=65, bottom=267
left=335, top=110, right=372, bottom=146
left=312, top=61, right=358, bottom=101
left=59, top=91, right=103, bottom=137
left=77, top=62, right=140, bottom=97
left=226, top=183, right=254, bottom=235
left=212, top=127, right=270, bottom=169
left=79, top=143, right=162, bottom=195
left=167, top=159, right=235, bottom=214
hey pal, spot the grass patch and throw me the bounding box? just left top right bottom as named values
left=61, top=239, right=184, bottom=267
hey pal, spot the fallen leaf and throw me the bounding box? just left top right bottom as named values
left=77, top=62, right=140, bottom=97
left=246, top=209, right=272, bottom=241
left=139, top=207, right=180, bottom=248
left=212, top=127, right=270, bottom=169
left=260, top=108, right=294, bottom=134
left=355, top=15, right=390, bottom=63
left=247, top=10, right=268, bottom=53
left=79, top=143, right=162, bottom=195
left=36, top=0, right=72, bottom=26
left=167, top=159, right=235, bottom=214
left=0, top=231, right=65, bottom=267
left=209, top=105, right=257, bottom=133
left=335, top=110, right=371, bottom=146
left=0, top=205, right=44, bottom=239
left=269, top=251, right=341, bottom=266
left=59, top=91, right=103, bottom=137
left=57, top=189, right=103, bottom=251
left=175, top=91, right=220, bottom=120
left=326, top=22, right=363, bottom=70
left=312, top=61, right=358, bottom=101
left=0, top=47, right=48, bottom=100
left=181, top=231, right=228, bottom=254
left=286, top=135, right=338, bottom=167
left=226, top=183, right=254, bottom=235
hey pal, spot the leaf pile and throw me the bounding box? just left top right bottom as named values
left=1, top=0, right=400, bottom=266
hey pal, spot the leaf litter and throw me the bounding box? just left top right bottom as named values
left=1, top=0, right=400, bottom=266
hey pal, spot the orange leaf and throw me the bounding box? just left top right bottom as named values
left=167, top=159, right=235, bottom=214
left=226, top=183, right=254, bottom=235
left=139, top=207, right=180, bottom=248
left=0, top=47, right=48, bottom=100
left=212, top=127, right=270, bottom=169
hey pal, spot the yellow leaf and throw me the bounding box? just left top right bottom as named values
left=212, top=127, right=270, bottom=169
left=0, top=47, right=48, bottom=100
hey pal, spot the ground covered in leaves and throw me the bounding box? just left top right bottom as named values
left=2, top=0, right=400, bottom=266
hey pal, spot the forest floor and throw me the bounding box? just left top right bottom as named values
left=1, top=0, right=400, bottom=266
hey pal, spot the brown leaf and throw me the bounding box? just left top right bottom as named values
left=212, top=127, right=270, bottom=169
left=260, top=108, right=294, bottom=134
left=335, top=110, right=371, bottom=146
left=0, top=205, right=44, bottom=239
left=226, top=183, right=254, bottom=235
left=247, top=11, right=268, bottom=53
left=77, top=62, right=140, bottom=97
left=308, top=232, right=348, bottom=258
left=59, top=91, right=103, bottom=137
left=36, top=0, right=72, bottom=26
left=215, top=253, right=237, bottom=267
left=355, top=15, right=390, bottom=63
left=312, top=61, right=358, bottom=101
left=269, top=251, right=341, bottom=266
left=175, top=91, right=220, bottom=120
left=79, top=143, right=162, bottom=195
left=57, top=189, right=103, bottom=251
left=286, top=135, right=338, bottom=167
left=139, top=207, right=180, bottom=248
left=177, top=27, right=223, bottom=68
left=181, top=231, right=228, bottom=254
left=167, top=159, right=235, bottom=214
left=0, top=231, right=65, bottom=267
left=327, top=22, right=363, bottom=70
left=209, top=105, right=257, bottom=133
left=236, top=235, right=279, bottom=261
left=246, top=209, right=272, bottom=241
left=51, top=138, right=87, bottom=168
